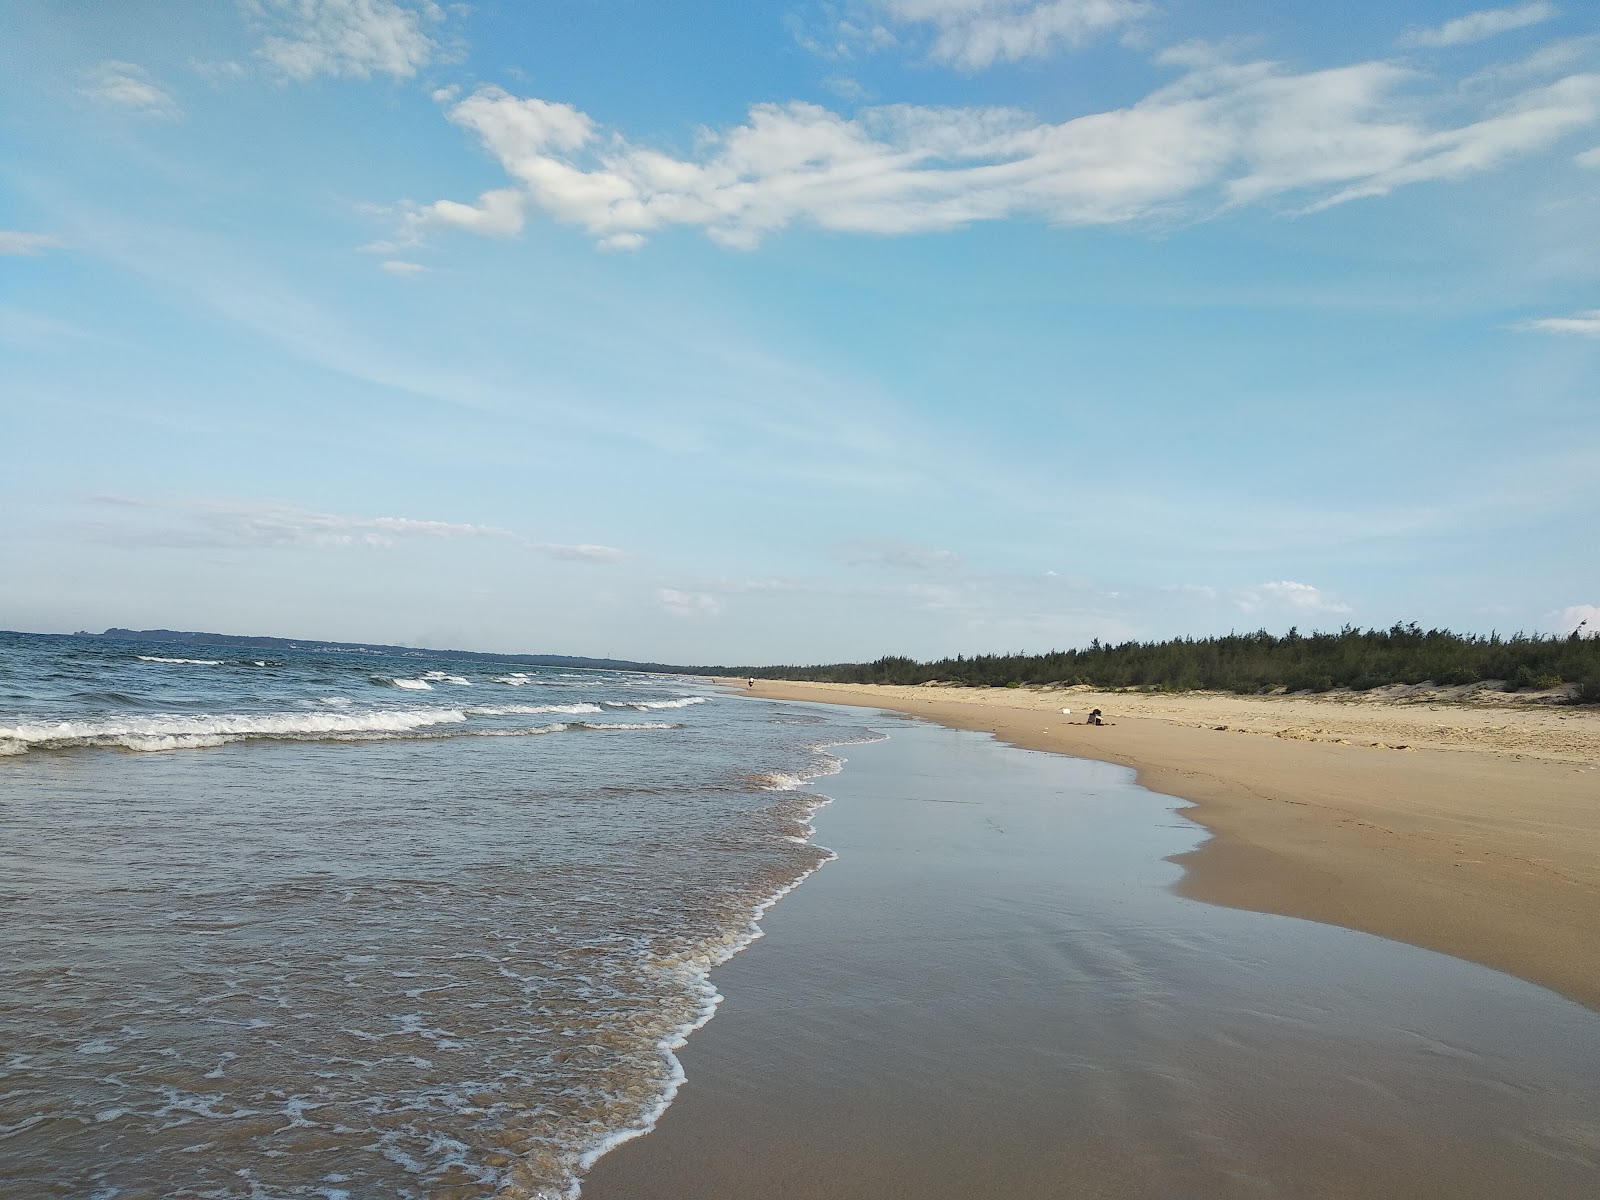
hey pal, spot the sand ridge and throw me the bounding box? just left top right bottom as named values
left=725, top=679, right=1600, bottom=1013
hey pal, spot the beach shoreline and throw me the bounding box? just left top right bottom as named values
left=580, top=706, right=1600, bottom=1200
left=721, top=679, right=1600, bottom=1014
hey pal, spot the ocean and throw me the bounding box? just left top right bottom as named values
left=0, top=631, right=876, bottom=1199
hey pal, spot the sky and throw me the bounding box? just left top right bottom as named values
left=2, top=0, right=1597, bottom=663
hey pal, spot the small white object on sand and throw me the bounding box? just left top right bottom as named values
left=1060, top=708, right=1072, bottom=715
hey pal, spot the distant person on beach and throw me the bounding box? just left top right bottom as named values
left=1087, top=708, right=1106, bottom=726
left=748, top=678, right=755, bottom=688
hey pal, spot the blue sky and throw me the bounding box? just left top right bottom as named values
left=2, top=0, right=1597, bottom=662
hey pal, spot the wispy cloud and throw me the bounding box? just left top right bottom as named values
left=81, top=495, right=512, bottom=548
left=1400, top=3, right=1557, bottom=50
left=80, top=61, right=182, bottom=119
left=1236, top=580, right=1353, bottom=615
left=531, top=542, right=629, bottom=563
left=1517, top=307, right=1600, bottom=335
left=1163, top=583, right=1219, bottom=601
left=0, top=308, right=89, bottom=349
left=881, top=0, right=1146, bottom=70
left=1578, top=144, right=1600, bottom=165
left=73, top=496, right=626, bottom=561
left=839, top=539, right=960, bottom=569
left=247, top=0, right=443, bottom=81
left=379, top=259, right=427, bottom=275
left=0, top=231, right=65, bottom=255
left=188, top=57, right=249, bottom=83
left=410, top=52, right=1600, bottom=249
left=656, top=588, right=726, bottom=617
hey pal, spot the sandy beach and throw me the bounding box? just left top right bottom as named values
left=582, top=712, right=1600, bottom=1199
left=733, top=680, right=1600, bottom=1014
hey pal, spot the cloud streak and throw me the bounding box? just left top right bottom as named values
left=74, top=496, right=625, bottom=560
left=409, top=52, right=1600, bottom=249
left=1400, top=3, right=1557, bottom=50
left=0, top=232, right=65, bottom=255
left=80, top=61, right=182, bottom=119
left=531, top=542, right=629, bottom=563
left=1517, top=307, right=1600, bottom=335
left=839, top=539, right=960, bottom=569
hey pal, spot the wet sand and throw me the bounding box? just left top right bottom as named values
left=731, top=680, right=1600, bottom=1014
left=582, top=717, right=1600, bottom=1199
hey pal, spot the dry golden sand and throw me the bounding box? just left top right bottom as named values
left=733, top=679, right=1600, bottom=1013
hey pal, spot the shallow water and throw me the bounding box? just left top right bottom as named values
left=582, top=714, right=1600, bottom=1199
left=0, top=633, right=875, bottom=1199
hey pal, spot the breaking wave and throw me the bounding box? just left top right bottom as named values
left=602, top=697, right=709, bottom=711
left=1, top=709, right=469, bottom=755
left=371, top=676, right=433, bottom=690
left=466, top=703, right=605, bottom=716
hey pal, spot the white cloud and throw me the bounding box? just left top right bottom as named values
left=1554, top=604, right=1600, bottom=636
left=379, top=259, right=426, bottom=275
left=248, top=0, right=442, bottom=81
left=530, top=542, right=628, bottom=563
left=1400, top=3, right=1557, bottom=50
left=1576, top=144, right=1600, bottom=165
left=412, top=55, right=1600, bottom=249
left=0, top=231, right=65, bottom=255
left=656, top=588, right=726, bottom=618
left=840, top=539, right=960, bottom=568
left=1517, top=307, right=1600, bottom=335
left=81, top=61, right=182, bottom=119
left=81, top=495, right=512, bottom=548
left=872, top=0, right=1147, bottom=70
left=1236, top=580, right=1353, bottom=615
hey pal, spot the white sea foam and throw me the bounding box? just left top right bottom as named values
left=0, top=711, right=687, bottom=755
left=602, top=697, right=708, bottom=711
left=391, top=678, right=433, bottom=691
left=465, top=703, right=604, bottom=717
left=750, top=771, right=807, bottom=791
left=136, top=655, right=224, bottom=665
left=0, top=709, right=469, bottom=755
left=420, top=672, right=471, bottom=685
left=572, top=799, right=840, bottom=1193
left=491, top=675, right=531, bottom=685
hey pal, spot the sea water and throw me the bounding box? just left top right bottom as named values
left=0, top=631, right=876, bottom=1199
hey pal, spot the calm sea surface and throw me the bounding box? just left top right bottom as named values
left=0, top=631, right=876, bottom=1199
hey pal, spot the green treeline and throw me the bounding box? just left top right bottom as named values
left=735, top=624, right=1600, bottom=702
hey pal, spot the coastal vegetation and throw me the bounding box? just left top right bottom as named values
left=736, top=624, right=1600, bottom=702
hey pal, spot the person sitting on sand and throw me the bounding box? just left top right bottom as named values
left=1087, top=708, right=1106, bottom=726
